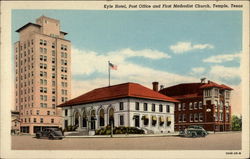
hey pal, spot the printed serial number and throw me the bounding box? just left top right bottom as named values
left=226, top=152, right=241, bottom=155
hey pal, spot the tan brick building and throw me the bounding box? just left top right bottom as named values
left=14, top=16, right=71, bottom=134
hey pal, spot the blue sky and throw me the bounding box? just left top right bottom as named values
left=12, top=10, right=242, bottom=99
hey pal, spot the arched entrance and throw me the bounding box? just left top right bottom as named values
left=82, top=111, right=87, bottom=128
left=108, top=108, right=114, bottom=127
left=90, top=110, right=96, bottom=130
left=74, top=111, right=80, bottom=127
left=99, top=109, right=105, bottom=127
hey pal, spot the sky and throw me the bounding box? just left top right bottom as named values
left=12, top=10, right=242, bottom=115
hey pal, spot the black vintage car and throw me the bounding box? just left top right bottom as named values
left=179, top=125, right=208, bottom=138
left=36, top=128, right=63, bottom=140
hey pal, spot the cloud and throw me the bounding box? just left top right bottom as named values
left=71, top=46, right=197, bottom=98
left=203, top=53, right=241, bottom=63
left=71, top=47, right=171, bottom=76
left=170, top=41, right=214, bottom=54
left=190, top=67, right=205, bottom=75
left=208, top=65, right=240, bottom=80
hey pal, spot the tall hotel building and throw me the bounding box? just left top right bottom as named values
left=14, top=16, right=71, bottom=134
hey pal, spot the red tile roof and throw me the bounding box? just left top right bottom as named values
left=58, top=82, right=179, bottom=107
left=200, top=81, right=233, bottom=90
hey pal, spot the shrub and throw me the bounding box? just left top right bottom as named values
left=95, top=126, right=144, bottom=135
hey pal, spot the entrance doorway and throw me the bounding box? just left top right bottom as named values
left=90, top=110, right=96, bottom=130
left=108, top=108, right=114, bottom=127
left=134, top=115, right=140, bottom=127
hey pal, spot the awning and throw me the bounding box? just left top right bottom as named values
left=159, top=116, right=164, bottom=122
left=152, top=116, right=157, bottom=121
left=142, top=115, right=149, bottom=120
left=167, top=117, right=171, bottom=122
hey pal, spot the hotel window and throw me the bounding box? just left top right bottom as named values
left=52, top=50, right=55, bottom=56
left=52, top=96, right=55, bottom=102
left=40, top=118, right=43, bottom=123
left=40, top=79, right=43, bottom=84
left=52, top=73, right=55, bottom=79
left=159, top=104, right=163, bottom=112
left=61, top=52, right=64, bottom=58
left=52, top=58, right=55, bottom=63
left=215, top=100, right=218, bottom=108
left=199, top=101, right=203, bottom=109
left=44, top=95, right=47, bottom=101
left=226, top=113, right=230, bottom=121
left=36, top=110, right=40, bottom=115
left=194, top=102, right=198, bottom=109
left=34, top=118, right=36, bottom=123
left=190, top=114, right=193, bottom=122
left=199, top=113, right=203, bottom=121
left=52, top=65, right=55, bottom=71
left=52, top=88, right=56, bottom=94
left=52, top=104, right=55, bottom=109
left=47, top=111, right=50, bottom=115
left=119, top=102, right=124, bottom=110
left=40, top=39, right=43, bottom=45
left=65, top=109, right=68, bottom=116
left=119, top=115, right=124, bottom=126
left=44, top=56, right=47, bottom=61
left=44, top=40, right=47, bottom=46
left=52, top=43, right=55, bottom=48
left=51, top=119, right=54, bottom=123
left=189, top=102, right=193, bottom=110
left=182, top=103, right=185, bottom=110
left=40, top=87, right=43, bottom=92
left=44, top=64, right=47, bottom=69
left=143, top=103, right=148, bottom=111
left=166, top=105, right=170, bottom=113
left=40, top=55, right=43, bottom=61
left=178, top=103, right=181, bottom=111
left=135, top=102, right=139, bottom=110
left=178, top=114, right=182, bottom=122
left=152, top=104, right=155, bottom=112
left=52, top=81, right=56, bottom=87
left=183, top=114, right=186, bottom=122
left=44, top=88, right=47, bottom=93
left=64, top=53, right=67, bottom=58
left=215, top=88, right=219, bottom=97
left=220, top=113, right=223, bottom=121
left=194, top=113, right=198, bottom=122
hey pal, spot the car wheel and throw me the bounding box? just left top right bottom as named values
left=36, top=134, right=41, bottom=139
left=192, top=132, right=197, bottom=138
left=48, top=135, right=54, bottom=140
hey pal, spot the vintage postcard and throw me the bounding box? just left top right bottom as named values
left=1, top=0, right=249, bottom=159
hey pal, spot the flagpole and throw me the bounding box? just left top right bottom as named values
left=108, top=61, right=110, bottom=86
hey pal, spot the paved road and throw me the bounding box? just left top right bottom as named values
left=12, top=132, right=241, bottom=150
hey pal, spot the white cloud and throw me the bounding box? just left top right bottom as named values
left=170, top=41, right=214, bottom=54
left=190, top=67, right=205, bottom=75
left=71, top=46, right=197, bottom=98
left=71, top=47, right=171, bottom=76
left=203, top=53, right=241, bottom=63
left=208, top=65, right=240, bottom=80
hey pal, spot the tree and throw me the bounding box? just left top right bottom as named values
left=231, top=115, right=242, bottom=131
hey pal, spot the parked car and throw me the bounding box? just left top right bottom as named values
left=179, top=125, right=208, bottom=137
left=36, top=128, right=63, bottom=140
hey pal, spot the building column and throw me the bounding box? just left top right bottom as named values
left=78, top=116, right=82, bottom=130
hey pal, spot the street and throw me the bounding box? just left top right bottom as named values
left=12, top=132, right=241, bottom=150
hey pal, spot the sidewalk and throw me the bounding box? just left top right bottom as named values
left=64, top=132, right=180, bottom=138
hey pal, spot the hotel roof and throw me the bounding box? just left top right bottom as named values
left=16, top=23, right=41, bottom=32
left=58, top=82, right=179, bottom=107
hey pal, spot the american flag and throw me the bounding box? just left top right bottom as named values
left=109, top=62, right=117, bottom=70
